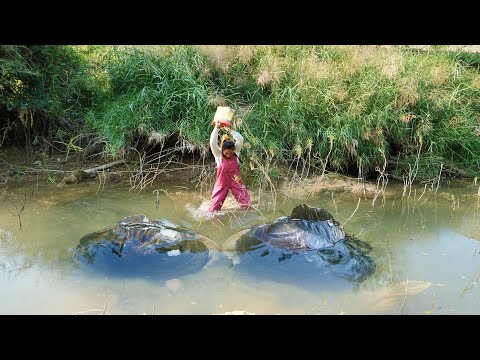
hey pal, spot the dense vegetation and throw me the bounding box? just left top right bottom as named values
left=1, top=45, right=480, bottom=183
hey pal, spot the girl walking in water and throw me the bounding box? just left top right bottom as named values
left=208, top=115, right=251, bottom=212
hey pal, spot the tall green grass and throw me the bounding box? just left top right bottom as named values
left=0, top=45, right=101, bottom=149
left=47, top=46, right=480, bottom=181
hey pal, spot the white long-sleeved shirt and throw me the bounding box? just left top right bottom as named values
left=210, top=127, right=244, bottom=168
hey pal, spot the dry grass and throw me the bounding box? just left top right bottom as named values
left=207, top=92, right=228, bottom=108
left=395, top=76, right=419, bottom=108
left=347, top=101, right=366, bottom=117
left=148, top=131, right=167, bottom=146
left=280, top=172, right=392, bottom=199
left=256, top=56, right=284, bottom=88
left=370, top=127, right=386, bottom=147
left=237, top=45, right=256, bottom=64
left=399, top=113, right=417, bottom=124
left=427, top=88, right=452, bottom=107
left=430, top=64, right=451, bottom=86
left=379, top=49, right=404, bottom=79
left=471, top=74, right=480, bottom=89
left=299, top=56, right=332, bottom=82
left=196, top=45, right=257, bottom=74
left=195, top=45, right=237, bottom=74
left=416, top=117, right=433, bottom=139
left=330, top=82, right=349, bottom=102
left=339, top=46, right=376, bottom=76
left=408, top=45, right=480, bottom=53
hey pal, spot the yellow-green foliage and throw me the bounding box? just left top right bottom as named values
left=78, top=46, right=480, bottom=180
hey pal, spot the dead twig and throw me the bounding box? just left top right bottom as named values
left=341, top=198, right=361, bottom=227
left=96, top=169, right=106, bottom=194
left=435, top=163, right=443, bottom=193
left=400, top=278, right=409, bottom=315
left=103, top=291, right=108, bottom=315
left=71, top=308, right=111, bottom=315
left=83, top=160, right=125, bottom=174
left=372, top=150, right=388, bottom=208
left=152, top=188, right=177, bottom=212
left=3, top=193, right=26, bottom=229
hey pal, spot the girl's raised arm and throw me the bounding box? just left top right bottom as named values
left=210, top=125, right=222, bottom=167
left=229, top=129, right=243, bottom=156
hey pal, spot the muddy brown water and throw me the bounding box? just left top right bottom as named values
left=1, top=177, right=479, bottom=314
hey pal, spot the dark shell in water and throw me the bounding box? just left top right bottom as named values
left=231, top=204, right=376, bottom=284
left=74, top=215, right=217, bottom=280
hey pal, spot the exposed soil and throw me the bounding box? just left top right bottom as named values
left=0, top=147, right=402, bottom=199
left=0, top=147, right=210, bottom=189
left=278, top=172, right=394, bottom=199
left=0, top=146, right=403, bottom=204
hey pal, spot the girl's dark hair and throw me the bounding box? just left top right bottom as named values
left=222, top=140, right=235, bottom=151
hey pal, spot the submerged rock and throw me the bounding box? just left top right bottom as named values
left=223, top=204, right=376, bottom=285
left=74, top=215, right=219, bottom=280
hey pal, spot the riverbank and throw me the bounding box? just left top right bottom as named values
left=0, top=146, right=453, bottom=201
left=2, top=46, right=480, bottom=186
